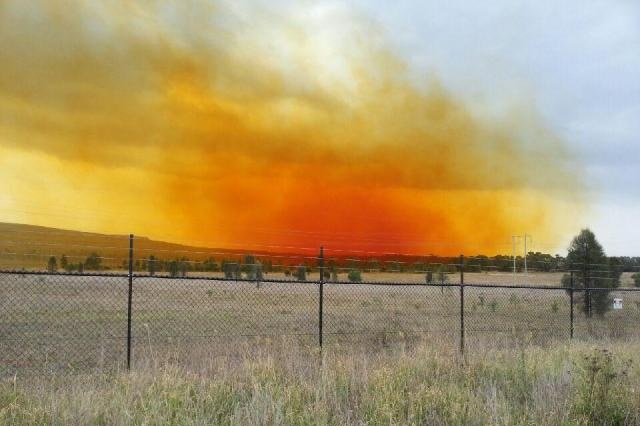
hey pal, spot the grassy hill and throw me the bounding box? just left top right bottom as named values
left=0, top=222, right=268, bottom=271
left=0, top=222, right=459, bottom=273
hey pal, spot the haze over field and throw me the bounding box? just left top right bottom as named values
left=1, top=1, right=638, bottom=255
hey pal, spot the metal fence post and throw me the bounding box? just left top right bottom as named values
left=569, top=270, right=574, bottom=340
left=459, top=254, right=465, bottom=356
left=127, top=234, right=134, bottom=370
left=318, top=246, right=324, bottom=349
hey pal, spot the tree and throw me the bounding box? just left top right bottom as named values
left=425, top=266, right=448, bottom=287
left=561, top=229, right=619, bottom=317
left=47, top=256, right=57, bottom=273
left=436, top=267, right=448, bottom=285
left=243, top=255, right=258, bottom=280
left=425, top=269, right=433, bottom=284
left=633, top=273, right=640, bottom=288
left=322, top=268, right=331, bottom=281
left=168, top=260, right=179, bottom=277
left=179, top=258, right=189, bottom=277
left=60, top=254, right=68, bottom=270
left=147, top=255, right=157, bottom=276
left=242, top=255, right=263, bottom=287
left=203, top=257, right=218, bottom=272
left=223, top=261, right=240, bottom=280
left=84, top=253, right=102, bottom=270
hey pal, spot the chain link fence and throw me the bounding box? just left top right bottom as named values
left=2, top=266, right=640, bottom=375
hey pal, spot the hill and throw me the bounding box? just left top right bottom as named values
left=0, top=222, right=459, bottom=273
left=0, top=222, right=270, bottom=271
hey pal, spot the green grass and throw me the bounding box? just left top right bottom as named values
left=1, top=340, right=639, bottom=425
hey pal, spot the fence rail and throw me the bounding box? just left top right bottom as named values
left=1, top=236, right=639, bottom=374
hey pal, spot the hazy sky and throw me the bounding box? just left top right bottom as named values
left=352, top=0, right=640, bottom=255
left=0, top=0, right=638, bottom=255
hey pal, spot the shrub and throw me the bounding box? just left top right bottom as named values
left=60, top=255, right=68, bottom=270
left=633, top=273, right=640, bottom=288
left=295, top=266, right=307, bottom=281
left=246, top=261, right=263, bottom=288
left=348, top=269, right=362, bottom=282
left=147, top=255, right=157, bottom=276
left=47, top=256, right=57, bottom=273
left=572, top=348, right=632, bottom=424
left=168, top=260, right=179, bottom=277
left=242, top=255, right=257, bottom=279
left=436, top=268, right=448, bottom=284
left=84, top=253, right=102, bottom=271
left=425, top=271, right=433, bottom=284
left=223, top=262, right=239, bottom=280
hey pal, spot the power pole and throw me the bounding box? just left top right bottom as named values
left=512, top=234, right=532, bottom=281
left=524, top=234, right=529, bottom=276
left=512, top=235, right=515, bottom=278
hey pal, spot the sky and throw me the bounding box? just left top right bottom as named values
left=0, top=0, right=638, bottom=256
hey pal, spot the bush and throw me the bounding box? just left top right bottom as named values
left=633, top=273, right=640, bottom=288
left=168, top=260, right=179, bottom=277
left=348, top=269, right=362, bottom=282
left=572, top=348, right=632, bottom=424
left=425, top=271, right=433, bottom=284
left=223, top=262, right=239, bottom=280
left=84, top=253, right=102, bottom=271
left=147, top=255, right=157, bottom=276
left=295, top=266, right=307, bottom=281
left=245, top=261, right=263, bottom=283
left=47, top=256, right=57, bottom=273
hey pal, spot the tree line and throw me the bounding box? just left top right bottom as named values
left=41, top=229, right=638, bottom=315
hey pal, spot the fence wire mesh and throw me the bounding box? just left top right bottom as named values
left=131, top=277, right=319, bottom=363
left=0, top=272, right=128, bottom=375
left=2, top=268, right=640, bottom=375
left=324, top=283, right=459, bottom=346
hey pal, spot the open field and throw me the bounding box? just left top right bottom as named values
left=1, top=340, right=639, bottom=425
left=2, top=271, right=640, bottom=376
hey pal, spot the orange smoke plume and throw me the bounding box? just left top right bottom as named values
left=0, top=1, right=584, bottom=255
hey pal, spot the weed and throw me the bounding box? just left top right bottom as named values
left=572, top=348, right=633, bottom=424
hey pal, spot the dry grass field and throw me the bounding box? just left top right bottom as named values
left=1, top=270, right=640, bottom=424
left=1, top=339, right=640, bottom=425
left=1, top=271, right=639, bottom=377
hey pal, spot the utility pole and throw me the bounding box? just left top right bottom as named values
left=512, top=234, right=532, bottom=280
left=512, top=235, right=516, bottom=277
left=523, top=234, right=531, bottom=276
